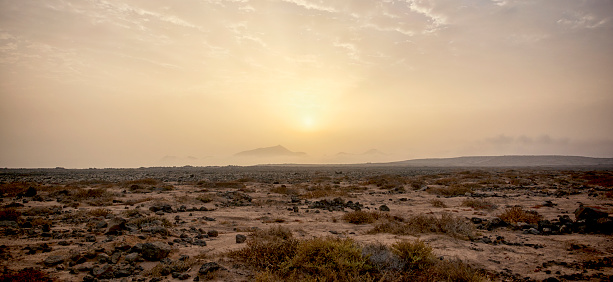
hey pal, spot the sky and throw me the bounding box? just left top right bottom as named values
left=1, top=0, right=612, bottom=168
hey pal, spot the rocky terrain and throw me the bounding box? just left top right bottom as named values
left=0, top=166, right=611, bottom=281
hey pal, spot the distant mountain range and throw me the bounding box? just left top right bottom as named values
left=336, top=149, right=385, bottom=157
left=387, top=155, right=613, bottom=167
left=234, top=145, right=307, bottom=157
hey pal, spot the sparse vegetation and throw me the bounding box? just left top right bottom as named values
left=498, top=206, right=542, bottom=224
left=88, top=208, right=113, bottom=217
left=430, top=199, right=447, bottom=208
left=369, top=212, right=476, bottom=240
left=462, top=199, right=497, bottom=211
left=0, top=208, right=21, bottom=221
left=427, top=184, right=474, bottom=197
left=0, top=267, right=55, bottom=282
left=127, top=216, right=172, bottom=228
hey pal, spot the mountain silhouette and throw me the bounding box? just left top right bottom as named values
left=234, top=145, right=307, bottom=157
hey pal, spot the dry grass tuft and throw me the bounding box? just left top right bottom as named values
left=369, top=213, right=476, bottom=240
left=87, top=208, right=113, bottom=217
left=430, top=199, right=447, bottom=208
left=0, top=267, right=55, bottom=282
left=498, top=206, right=542, bottom=224
left=462, top=199, right=497, bottom=211
left=427, top=184, right=474, bottom=197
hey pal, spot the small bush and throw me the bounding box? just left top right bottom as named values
left=435, top=258, right=486, bottom=282
left=342, top=210, right=378, bottom=224
left=369, top=213, right=476, bottom=240
left=0, top=208, right=21, bottom=221
left=430, top=199, right=447, bottom=208
left=270, top=185, right=298, bottom=195
left=0, top=182, right=33, bottom=197
left=0, top=267, right=55, bottom=282
left=427, top=184, right=473, bottom=197
left=392, top=239, right=435, bottom=271
left=462, top=199, right=497, bottom=211
left=198, top=181, right=245, bottom=189
left=498, top=206, right=542, bottom=224
left=281, top=237, right=373, bottom=281
left=229, top=226, right=298, bottom=271
left=196, top=194, right=214, bottom=203
left=71, top=188, right=116, bottom=206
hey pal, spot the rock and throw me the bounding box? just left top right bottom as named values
left=142, top=226, right=170, bottom=236
left=236, top=234, right=247, bottom=243
left=24, top=187, right=37, bottom=197
left=379, top=205, right=390, bottom=212
left=139, top=242, right=171, bottom=261
left=485, top=218, right=508, bottom=231
left=178, top=273, right=191, bottom=280
left=523, top=228, right=540, bottom=235
left=95, top=220, right=108, bottom=229
left=85, top=234, right=97, bottom=242
left=149, top=203, right=173, bottom=213
left=44, top=255, right=65, bottom=266
left=198, top=262, right=225, bottom=275
left=193, top=239, right=207, bottom=246
left=471, top=217, right=483, bottom=224
left=574, top=206, right=608, bottom=221
left=0, top=221, right=19, bottom=228
left=105, top=217, right=127, bottom=235
left=92, top=264, right=115, bottom=279
left=207, top=230, right=219, bottom=237
left=124, top=252, right=139, bottom=263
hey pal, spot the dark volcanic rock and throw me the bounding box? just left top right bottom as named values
left=105, top=217, right=127, bottom=235
left=44, top=255, right=65, bottom=266
left=236, top=234, right=247, bottom=243
left=198, top=262, right=226, bottom=275
left=574, top=206, right=608, bottom=221
left=138, top=242, right=171, bottom=261
left=379, top=205, right=390, bottom=212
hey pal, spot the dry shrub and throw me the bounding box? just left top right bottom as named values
left=71, top=188, right=116, bottom=206
left=0, top=208, right=21, bottom=221
left=229, top=226, right=298, bottom=271
left=280, top=237, right=372, bottom=281
left=0, top=267, right=55, bottom=282
left=198, top=181, right=245, bottom=189
left=196, top=194, right=214, bottom=203
left=427, top=184, right=473, bottom=197
left=146, top=258, right=194, bottom=277
left=498, top=206, right=542, bottom=224
left=30, top=218, right=52, bottom=227
left=270, top=185, right=298, bottom=195
left=461, top=199, right=497, bottom=211
left=363, top=175, right=407, bottom=189
left=0, top=182, right=34, bottom=197
left=435, top=258, right=486, bottom=282
left=430, top=199, right=447, bottom=208
left=88, top=208, right=113, bottom=217
left=124, top=178, right=159, bottom=186
left=342, top=210, right=379, bottom=224
left=392, top=239, right=435, bottom=271
left=370, top=213, right=476, bottom=240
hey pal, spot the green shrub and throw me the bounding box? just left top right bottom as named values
left=392, top=239, right=435, bottom=271
left=281, top=237, right=373, bottom=281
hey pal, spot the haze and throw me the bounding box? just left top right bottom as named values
left=1, top=0, right=612, bottom=168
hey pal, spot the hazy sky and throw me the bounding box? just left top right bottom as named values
left=1, top=0, right=612, bottom=167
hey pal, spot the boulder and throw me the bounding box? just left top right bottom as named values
left=138, top=242, right=171, bottom=261
left=236, top=234, right=247, bottom=244
left=574, top=206, right=608, bottom=221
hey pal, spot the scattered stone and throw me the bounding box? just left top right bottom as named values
left=44, top=255, right=65, bottom=266
left=236, top=234, right=247, bottom=243
left=207, top=230, right=219, bottom=237
left=106, top=217, right=127, bottom=235
left=198, top=262, right=225, bottom=275
left=379, top=205, right=390, bottom=212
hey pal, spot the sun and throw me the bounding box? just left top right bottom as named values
left=302, top=116, right=316, bottom=129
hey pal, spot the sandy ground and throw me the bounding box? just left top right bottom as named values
left=0, top=167, right=611, bottom=281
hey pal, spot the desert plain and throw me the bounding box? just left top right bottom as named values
left=0, top=166, right=611, bottom=281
